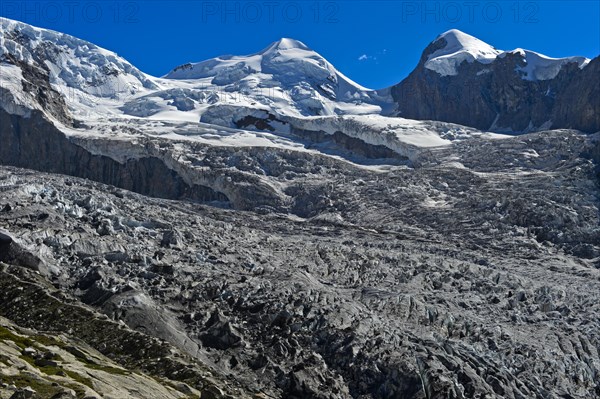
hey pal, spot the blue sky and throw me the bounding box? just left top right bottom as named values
left=1, top=1, right=599, bottom=89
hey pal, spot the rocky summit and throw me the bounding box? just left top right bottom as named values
left=0, top=17, right=599, bottom=399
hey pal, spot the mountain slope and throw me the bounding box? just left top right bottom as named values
left=0, top=17, right=157, bottom=108
left=391, top=29, right=598, bottom=133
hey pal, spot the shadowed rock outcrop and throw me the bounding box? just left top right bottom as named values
left=0, top=109, right=229, bottom=204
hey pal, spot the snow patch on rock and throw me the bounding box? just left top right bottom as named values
left=425, top=29, right=590, bottom=81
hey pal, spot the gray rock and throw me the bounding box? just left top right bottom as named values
left=161, top=229, right=183, bottom=249
left=9, top=387, right=36, bottom=399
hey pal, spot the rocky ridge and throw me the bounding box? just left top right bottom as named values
left=0, top=314, right=203, bottom=399
left=0, top=261, right=248, bottom=399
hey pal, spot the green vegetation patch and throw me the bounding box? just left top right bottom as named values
left=32, top=334, right=65, bottom=348
left=19, top=353, right=95, bottom=391
left=63, top=369, right=95, bottom=391
left=0, top=325, right=34, bottom=349
left=0, top=373, right=62, bottom=397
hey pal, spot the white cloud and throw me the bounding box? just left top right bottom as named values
left=358, top=54, right=369, bottom=61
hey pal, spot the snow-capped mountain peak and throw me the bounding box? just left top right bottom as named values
left=434, top=29, right=497, bottom=55
left=267, top=37, right=310, bottom=51
left=424, top=29, right=501, bottom=76
left=423, top=28, right=590, bottom=80
left=161, top=36, right=380, bottom=119
left=164, top=37, right=332, bottom=83
left=392, top=29, right=597, bottom=133
left=0, top=17, right=156, bottom=98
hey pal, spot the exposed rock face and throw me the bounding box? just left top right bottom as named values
left=391, top=36, right=599, bottom=133
left=0, top=54, right=72, bottom=125
left=232, top=112, right=404, bottom=160
left=0, top=109, right=407, bottom=216
left=551, top=57, right=600, bottom=132
left=0, top=108, right=229, bottom=204
left=0, top=313, right=203, bottom=399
